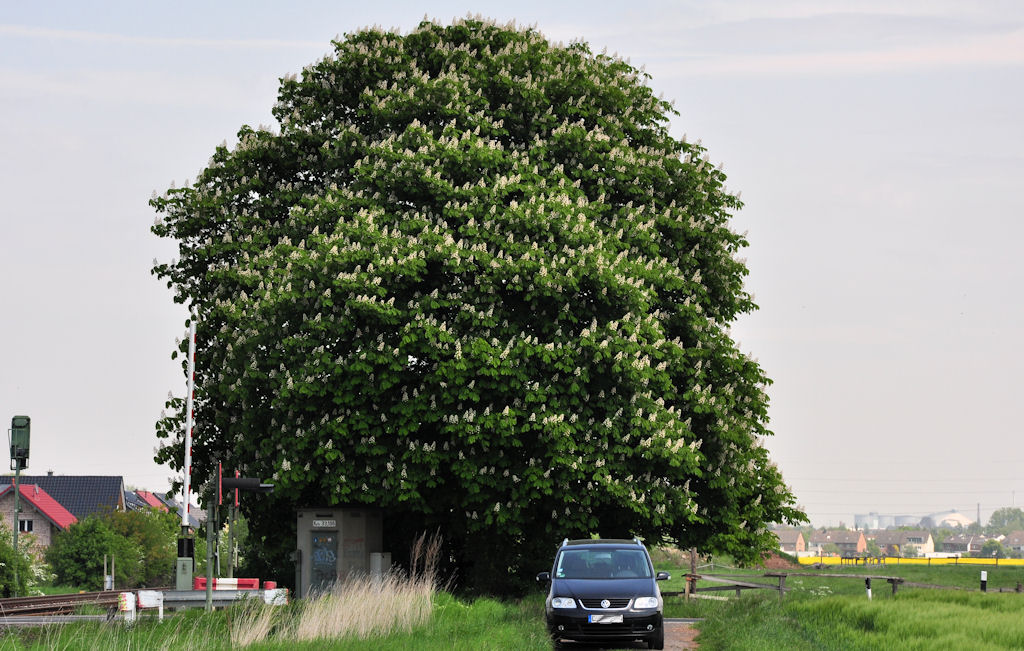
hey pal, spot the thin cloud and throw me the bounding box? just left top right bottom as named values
left=0, top=65, right=274, bottom=111
left=650, top=27, right=1024, bottom=77
left=691, top=0, right=980, bottom=25
left=0, top=23, right=325, bottom=51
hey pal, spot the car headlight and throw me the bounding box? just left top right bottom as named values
left=551, top=597, right=577, bottom=609
left=633, top=597, right=659, bottom=609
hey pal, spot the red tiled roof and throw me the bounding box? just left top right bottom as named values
left=0, top=483, right=78, bottom=530
left=136, top=490, right=168, bottom=511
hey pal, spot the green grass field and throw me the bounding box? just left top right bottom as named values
left=8, top=561, right=1024, bottom=649
left=666, top=561, right=1024, bottom=650
left=0, top=591, right=551, bottom=650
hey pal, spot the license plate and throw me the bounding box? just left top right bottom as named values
left=588, top=614, right=624, bottom=624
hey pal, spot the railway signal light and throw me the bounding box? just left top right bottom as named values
left=9, top=415, right=30, bottom=470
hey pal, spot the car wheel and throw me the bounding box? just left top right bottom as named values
left=648, top=626, right=665, bottom=650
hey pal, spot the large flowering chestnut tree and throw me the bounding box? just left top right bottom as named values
left=151, top=18, right=803, bottom=593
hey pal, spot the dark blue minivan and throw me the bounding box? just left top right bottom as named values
left=537, top=538, right=669, bottom=649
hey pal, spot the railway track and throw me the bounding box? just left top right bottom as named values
left=0, top=591, right=122, bottom=618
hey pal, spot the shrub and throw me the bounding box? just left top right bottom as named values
left=0, top=521, right=32, bottom=596
left=46, top=516, right=142, bottom=590
left=103, top=508, right=179, bottom=586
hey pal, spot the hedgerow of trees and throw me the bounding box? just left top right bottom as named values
left=47, top=517, right=141, bottom=591
left=151, top=18, right=803, bottom=593
left=46, top=508, right=184, bottom=589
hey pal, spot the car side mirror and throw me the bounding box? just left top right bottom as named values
left=656, top=572, right=670, bottom=581
left=536, top=572, right=551, bottom=582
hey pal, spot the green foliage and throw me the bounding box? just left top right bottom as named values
left=46, top=516, right=142, bottom=590
left=150, top=17, right=803, bottom=593
left=103, top=508, right=179, bottom=586
left=865, top=539, right=882, bottom=557
left=987, top=508, right=1024, bottom=536
left=0, top=521, right=32, bottom=597
left=980, top=539, right=1006, bottom=559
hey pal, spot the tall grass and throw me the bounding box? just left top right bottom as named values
left=230, top=532, right=441, bottom=647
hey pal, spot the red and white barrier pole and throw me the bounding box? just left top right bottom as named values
left=181, top=321, right=197, bottom=528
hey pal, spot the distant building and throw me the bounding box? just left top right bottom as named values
left=774, top=529, right=805, bottom=553
left=871, top=530, right=935, bottom=556
left=1002, top=531, right=1024, bottom=555
left=926, top=510, right=973, bottom=528
left=941, top=533, right=986, bottom=554
left=152, top=492, right=204, bottom=527
left=809, top=529, right=866, bottom=556
left=856, top=512, right=923, bottom=530
left=854, top=513, right=880, bottom=530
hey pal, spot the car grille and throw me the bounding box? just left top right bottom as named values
left=580, top=598, right=631, bottom=609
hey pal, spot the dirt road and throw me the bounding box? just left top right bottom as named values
left=664, top=621, right=699, bottom=649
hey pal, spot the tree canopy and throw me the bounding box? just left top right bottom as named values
left=987, top=507, right=1024, bottom=536
left=151, top=17, right=802, bottom=593
left=46, top=517, right=142, bottom=591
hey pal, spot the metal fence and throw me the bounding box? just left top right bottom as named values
left=798, top=555, right=1024, bottom=567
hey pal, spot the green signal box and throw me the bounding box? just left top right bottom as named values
left=9, top=415, right=30, bottom=470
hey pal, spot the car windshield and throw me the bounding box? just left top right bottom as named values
left=555, top=548, right=652, bottom=579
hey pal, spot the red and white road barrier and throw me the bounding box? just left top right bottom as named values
left=192, top=577, right=261, bottom=590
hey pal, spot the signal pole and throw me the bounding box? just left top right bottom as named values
left=9, top=415, right=31, bottom=597
left=176, top=322, right=198, bottom=591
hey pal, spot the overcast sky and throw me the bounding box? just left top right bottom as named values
left=2, top=1, right=1022, bottom=527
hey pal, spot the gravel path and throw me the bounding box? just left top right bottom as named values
left=664, top=621, right=699, bottom=649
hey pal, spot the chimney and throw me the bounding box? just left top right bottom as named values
left=47, top=470, right=53, bottom=476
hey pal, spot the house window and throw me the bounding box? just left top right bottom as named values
left=18, top=519, right=33, bottom=533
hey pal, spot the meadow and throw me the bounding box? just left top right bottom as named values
left=0, top=591, right=551, bottom=651
left=4, top=557, right=1024, bottom=649
left=664, top=559, right=1024, bottom=650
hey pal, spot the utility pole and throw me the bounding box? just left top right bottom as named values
left=227, top=470, right=239, bottom=578
left=9, top=416, right=31, bottom=597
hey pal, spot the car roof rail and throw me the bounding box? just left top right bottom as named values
left=634, top=537, right=643, bottom=546
left=562, top=538, right=569, bottom=548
